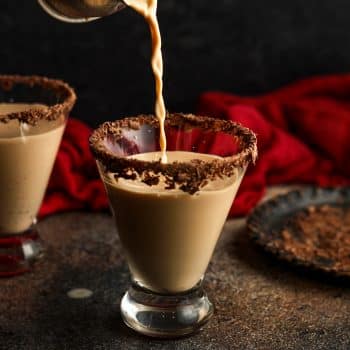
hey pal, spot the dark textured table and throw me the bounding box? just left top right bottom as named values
left=1, top=190, right=350, bottom=350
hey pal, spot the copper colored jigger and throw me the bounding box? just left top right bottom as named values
left=38, top=0, right=126, bottom=23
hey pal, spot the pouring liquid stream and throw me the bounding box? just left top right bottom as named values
left=124, top=0, right=167, bottom=163
left=39, top=0, right=168, bottom=162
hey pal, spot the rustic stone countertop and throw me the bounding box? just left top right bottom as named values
left=1, top=188, right=350, bottom=350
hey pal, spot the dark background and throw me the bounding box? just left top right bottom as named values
left=1, top=0, right=350, bottom=126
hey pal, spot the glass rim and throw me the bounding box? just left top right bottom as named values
left=90, top=113, right=257, bottom=194
left=0, top=75, right=76, bottom=125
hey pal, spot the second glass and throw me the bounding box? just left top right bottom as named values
left=0, top=75, right=76, bottom=276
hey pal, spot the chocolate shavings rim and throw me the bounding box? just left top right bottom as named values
left=0, top=75, right=76, bottom=126
left=89, top=113, right=258, bottom=194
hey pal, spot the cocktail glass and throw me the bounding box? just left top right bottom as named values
left=90, top=113, right=257, bottom=338
left=0, top=75, right=76, bottom=277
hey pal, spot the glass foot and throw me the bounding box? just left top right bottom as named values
left=121, top=284, right=214, bottom=338
left=0, top=229, right=44, bottom=277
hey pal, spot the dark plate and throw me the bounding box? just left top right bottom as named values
left=247, top=187, right=350, bottom=278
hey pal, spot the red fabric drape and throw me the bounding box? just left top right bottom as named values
left=40, top=74, right=350, bottom=218
left=197, top=74, right=350, bottom=215
left=39, top=119, right=107, bottom=217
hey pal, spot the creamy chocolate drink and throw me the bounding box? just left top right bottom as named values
left=102, top=151, right=245, bottom=293
left=0, top=76, right=75, bottom=277
left=91, top=113, right=258, bottom=292
left=90, top=113, right=257, bottom=336
left=0, top=103, right=66, bottom=234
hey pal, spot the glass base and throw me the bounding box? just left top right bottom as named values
left=121, top=284, right=214, bottom=338
left=0, top=229, right=43, bottom=277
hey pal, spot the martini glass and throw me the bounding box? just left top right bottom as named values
left=0, top=75, right=76, bottom=277
left=90, top=113, right=257, bottom=338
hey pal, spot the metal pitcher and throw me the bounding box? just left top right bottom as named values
left=38, top=0, right=126, bottom=23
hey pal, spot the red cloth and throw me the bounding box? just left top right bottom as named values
left=40, top=74, right=350, bottom=218
left=197, top=74, right=350, bottom=216
left=39, top=119, right=108, bottom=217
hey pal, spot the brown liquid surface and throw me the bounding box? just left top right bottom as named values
left=0, top=104, right=65, bottom=234
left=101, top=151, right=246, bottom=293
left=124, top=0, right=167, bottom=162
